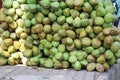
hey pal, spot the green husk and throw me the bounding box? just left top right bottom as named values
left=69, top=55, right=77, bottom=63
left=96, top=63, right=104, bottom=72
left=0, top=57, right=8, bottom=66
left=44, top=59, right=53, bottom=68
left=92, top=49, right=100, bottom=58
left=72, top=61, right=81, bottom=71
left=105, top=50, right=114, bottom=59
left=62, top=61, right=69, bottom=69
left=87, top=63, right=96, bottom=71
left=81, top=37, right=91, bottom=47
left=87, top=55, right=96, bottom=62
left=63, top=52, right=70, bottom=61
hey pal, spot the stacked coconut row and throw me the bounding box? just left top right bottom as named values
left=0, top=0, right=120, bottom=72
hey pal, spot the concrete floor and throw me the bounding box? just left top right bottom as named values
left=0, top=62, right=120, bottom=80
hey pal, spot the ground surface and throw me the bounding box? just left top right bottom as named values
left=0, top=59, right=120, bottom=80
